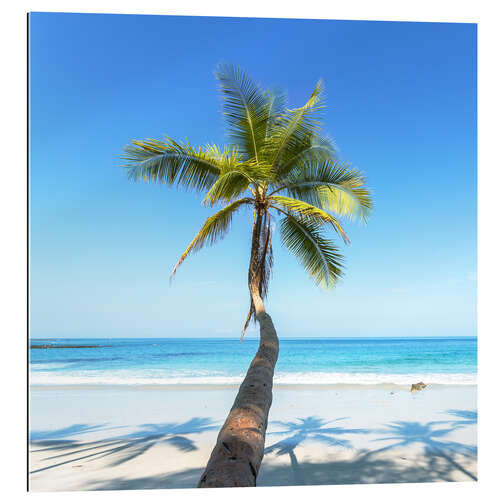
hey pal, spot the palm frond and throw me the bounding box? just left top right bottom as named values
left=280, top=214, right=343, bottom=288
left=270, top=195, right=350, bottom=244
left=276, top=159, right=373, bottom=222
left=203, top=170, right=253, bottom=207
left=215, top=63, right=271, bottom=162
left=263, top=80, right=324, bottom=173
left=263, top=87, right=287, bottom=137
left=122, top=137, right=225, bottom=192
left=273, top=135, right=337, bottom=182
left=203, top=161, right=271, bottom=207
left=170, top=198, right=252, bottom=279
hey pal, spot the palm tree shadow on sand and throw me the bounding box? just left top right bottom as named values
left=30, top=417, right=217, bottom=474
left=30, top=423, right=111, bottom=442
left=264, top=416, right=371, bottom=485
left=445, top=409, right=477, bottom=428
left=30, top=411, right=477, bottom=489
left=364, top=414, right=477, bottom=481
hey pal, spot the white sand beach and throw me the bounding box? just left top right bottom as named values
left=28, top=384, right=477, bottom=490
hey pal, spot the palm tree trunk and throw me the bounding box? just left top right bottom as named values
left=198, top=208, right=279, bottom=488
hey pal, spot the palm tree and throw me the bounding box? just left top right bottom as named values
left=122, top=64, right=372, bottom=487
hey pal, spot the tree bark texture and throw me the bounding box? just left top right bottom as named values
left=198, top=208, right=279, bottom=487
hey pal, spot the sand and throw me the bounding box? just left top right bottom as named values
left=28, top=384, right=477, bottom=490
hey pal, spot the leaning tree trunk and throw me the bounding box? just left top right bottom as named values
left=198, top=207, right=279, bottom=488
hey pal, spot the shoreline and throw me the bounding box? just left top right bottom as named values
left=29, top=382, right=476, bottom=391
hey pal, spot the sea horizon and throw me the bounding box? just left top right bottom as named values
left=30, top=335, right=478, bottom=340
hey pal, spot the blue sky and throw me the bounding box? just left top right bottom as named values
left=29, top=13, right=476, bottom=338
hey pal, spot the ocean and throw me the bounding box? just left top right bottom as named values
left=29, top=337, right=477, bottom=387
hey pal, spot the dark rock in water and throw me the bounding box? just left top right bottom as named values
left=410, top=382, right=427, bottom=393
left=30, top=344, right=105, bottom=349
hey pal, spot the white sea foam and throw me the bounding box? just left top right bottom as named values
left=30, top=363, right=72, bottom=370
left=29, top=370, right=477, bottom=387
left=273, top=372, right=477, bottom=386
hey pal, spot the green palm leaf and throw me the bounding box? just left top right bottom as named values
left=280, top=215, right=343, bottom=288
left=203, top=170, right=253, bottom=207
left=170, top=197, right=252, bottom=279
left=274, top=135, right=337, bottom=182
left=263, top=87, right=287, bottom=137
left=264, top=80, right=324, bottom=173
left=276, top=159, right=372, bottom=222
left=215, top=63, right=271, bottom=163
left=203, top=162, right=271, bottom=207
left=122, top=137, right=224, bottom=192
left=270, top=195, right=350, bottom=243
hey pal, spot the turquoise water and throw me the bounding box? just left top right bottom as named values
left=29, top=337, right=477, bottom=386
